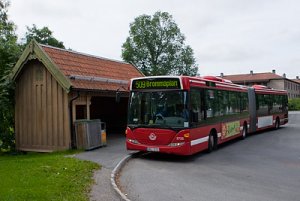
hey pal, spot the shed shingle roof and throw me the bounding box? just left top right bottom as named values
left=41, top=45, right=143, bottom=91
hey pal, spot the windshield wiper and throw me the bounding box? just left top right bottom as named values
left=128, top=124, right=176, bottom=131
left=128, top=124, right=158, bottom=129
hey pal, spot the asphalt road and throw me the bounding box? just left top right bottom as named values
left=120, top=112, right=300, bottom=201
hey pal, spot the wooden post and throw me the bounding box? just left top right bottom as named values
left=87, top=95, right=91, bottom=120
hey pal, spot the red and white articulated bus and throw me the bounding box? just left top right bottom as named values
left=126, top=76, right=288, bottom=155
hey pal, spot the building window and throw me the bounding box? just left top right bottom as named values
left=284, top=81, right=287, bottom=90
left=76, top=105, right=87, bottom=120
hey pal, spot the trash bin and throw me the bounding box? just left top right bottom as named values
left=74, top=119, right=105, bottom=150
left=100, top=122, right=107, bottom=146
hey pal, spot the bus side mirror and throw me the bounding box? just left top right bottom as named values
left=116, top=92, right=120, bottom=103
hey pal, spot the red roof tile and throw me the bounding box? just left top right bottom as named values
left=222, top=72, right=284, bottom=82
left=41, top=45, right=143, bottom=91
left=292, top=79, right=300, bottom=84
left=71, top=79, right=128, bottom=91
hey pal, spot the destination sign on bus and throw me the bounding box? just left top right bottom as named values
left=132, top=78, right=181, bottom=90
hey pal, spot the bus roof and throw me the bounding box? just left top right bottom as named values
left=252, top=85, right=287, bottom=95
left=130, top=76, right=288, bottom=94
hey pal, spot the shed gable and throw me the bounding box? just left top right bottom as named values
left=12, top=40, right=72, bottom=92
left=15, top=60, right=70, bottom=151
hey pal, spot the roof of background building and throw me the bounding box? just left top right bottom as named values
left=221, top=72, right=284, bottom=82
left=292, top=79, right=300, bottom=84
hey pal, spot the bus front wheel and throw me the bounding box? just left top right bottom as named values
left=207, top=132, right=217, bottom=153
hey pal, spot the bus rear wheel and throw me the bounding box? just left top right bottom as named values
left=241, top=125, right=247, bottom=140
left=275, top=118, right=280, bottom=129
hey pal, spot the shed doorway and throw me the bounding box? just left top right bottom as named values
left=90, top=96, right=128, bottom=135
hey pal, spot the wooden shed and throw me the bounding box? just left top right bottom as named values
left=11, top=40, right=143, bottom=152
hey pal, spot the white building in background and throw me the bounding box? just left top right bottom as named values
left=220, top=70, right=300, bottom=99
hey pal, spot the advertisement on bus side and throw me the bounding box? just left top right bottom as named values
left=221, top=121, right=240, bottom=139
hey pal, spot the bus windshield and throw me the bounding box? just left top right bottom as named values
left=128, top=91, right=189, bottom=129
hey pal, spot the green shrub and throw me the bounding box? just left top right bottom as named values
left=0, top=77, right=16, bottom=152
left=288, top=98, right=300, bottom=111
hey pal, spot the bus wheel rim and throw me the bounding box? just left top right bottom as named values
left=210, top=135, right=214, bottom=147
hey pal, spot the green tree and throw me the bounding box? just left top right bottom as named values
left=0, top=0, right=21, bottom=151
left=23, top=24, right=65, bottom=48
left=0, top=0, right=20, bottom=75
left=122, top=11, right=198, bottom=76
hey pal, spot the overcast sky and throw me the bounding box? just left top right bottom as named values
left=8, top=0, right=300, bottom=78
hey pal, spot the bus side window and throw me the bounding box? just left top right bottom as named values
left=267, top=94, right=272, bottom=113
left=190, top=88, right=202, bottom=124
left=257, top=94, right=269, bottom=116
left=282, top=95, right=288, bottom=112
left=228, top=91, right=240, bottom=114
left=241, top=92, right=248, bottom=112
left=206, top=89, right=221, bottom=118
left=206, top=90, right=213, bottom=118
left=219, top=90, right=229, bottom=116
left=272, top=95, right=280, bottom=114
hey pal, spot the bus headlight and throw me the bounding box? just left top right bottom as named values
left=128, top=139, right=139, bottom=144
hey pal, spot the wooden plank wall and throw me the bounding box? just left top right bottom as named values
left=15, top=60, right=70, bottom=152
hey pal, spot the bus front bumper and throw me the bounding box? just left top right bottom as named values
left=126, top=140, right=192, bottom=156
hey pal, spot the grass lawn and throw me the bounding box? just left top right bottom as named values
left=0, top=151, right=100, bottom=201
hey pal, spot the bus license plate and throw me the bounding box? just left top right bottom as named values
left=147, top=147, right=159, bottom=152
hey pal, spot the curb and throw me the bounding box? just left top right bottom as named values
left=111, top=154, right=132, bottom=201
